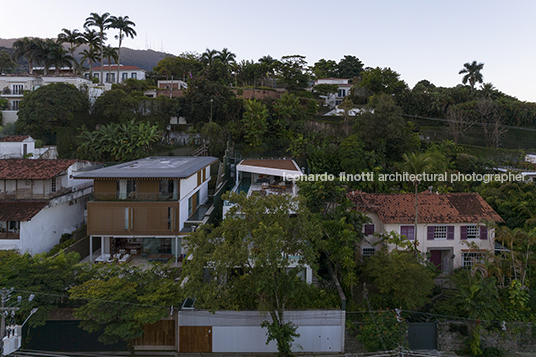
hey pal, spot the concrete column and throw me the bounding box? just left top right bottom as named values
left=89, top=235, right=93, bottom=263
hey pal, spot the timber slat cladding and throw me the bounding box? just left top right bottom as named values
left=179, top=326, right=212, bottom=353
left=134, top=320, right=176, bottom=346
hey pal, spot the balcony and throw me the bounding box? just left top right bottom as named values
left=0, top=232, right=19, bottom=240
left=92, top=192, right=179, bottom=201
left=2, top=181, right=93, bottom=200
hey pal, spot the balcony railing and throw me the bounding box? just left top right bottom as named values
left=1, top=181, right=93, bottom=200
left=0, top=232, right=20, bottom=240
left=92, top=192, right=179, bottom=201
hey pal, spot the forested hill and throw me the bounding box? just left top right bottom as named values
left=0, top=38, right=169, bottom=72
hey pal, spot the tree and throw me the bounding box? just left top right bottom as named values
left=12, top=37, right=42, bottom=74
left=80, top=48, right=99, bottom=79
left=242, top=99, right=268, bottom=152
left=399, top=152, right=433, bottom=251
left=182, top=192, right=323, bottom=356
left=445, top=105, right=473, bottom=144
left=17, top=83, right=89, bottom=141
left=81, top=29, right=100, bottom=78
left=275, top=55, right=310, bottom=92
left=109, top=15, right=136, bottom=84
left=69, top=264, right=180, bottom=356
left=311, top=59, right=338, bottom=79
left=200, top=48, right=218, bottom=66
left=0, top=50, right=16, bottom=73
left=47, top=43, right=74, bottom=74
left=153, top=53, right=203, bottom=79
left=103, top=45, right=118, bottom=82
left=354, top=67, right=408, bottom=100
left=339, top=97, right=354, bottom=135
left=84, top=12, right=114, bottom=85
left=362, top=250, right=435, bottom=310
left=57, top=28, right=83, bottom=74
left=336, top=55, right=363, bottom=79
left=459, top=61, right=484, bottom=92
left=216, top=48, right=236, bottom=65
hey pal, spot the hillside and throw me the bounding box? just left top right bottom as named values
left=0, top=38, right=171, bottom=72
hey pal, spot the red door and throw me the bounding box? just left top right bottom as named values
left=430, top=250, right=442, bottom=270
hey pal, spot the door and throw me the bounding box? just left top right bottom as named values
left=179, top=326, right=212, bottom=353
left=430, top=250, right=442, bottom=270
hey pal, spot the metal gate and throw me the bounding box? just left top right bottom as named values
left=408, top=322, right=437, bottom=350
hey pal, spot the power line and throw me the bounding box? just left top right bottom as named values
left=401, top=113, right=536, bottom=132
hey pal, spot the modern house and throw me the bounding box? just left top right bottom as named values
left=314, top=78, right=353, bottom=107
left=74, top=156, right=218, bottom=265
left=0, top=74, right=97, bottom=124
left=0, top=136, right=57, bottom=159
left=347, top=191, right=503, bottom=272
left=0, top=159, right=100, bottom=254
left=88, top=65, right=146, bottom=83
left=223, top=158, right=303, bottom=218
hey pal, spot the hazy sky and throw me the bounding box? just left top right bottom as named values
left=2, top=0, right=535, bottom=102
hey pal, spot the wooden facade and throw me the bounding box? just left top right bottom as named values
left=133, top=320, right=176, bottom=346
left=87, top=201, right=179, bottom=236
left=179, top=326, right=212, bottom=353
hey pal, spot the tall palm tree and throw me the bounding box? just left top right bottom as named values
left=459, top=61, right=484, bottom=92
left=80, top=48, right=99, bottom=79
left=84, top=12, right=113, bottom=85
left=57, top=29, right=83, bottom=74
left=400, top=152, right=433, bottom=252
left=201, top=48, right=218, bottom=66
left=216, top=48, right=236, bottom=65
left=109, top=15, right=136, bottom=84
left=12, top=37, right=41, bottom=74
left=48, top=44, right=74, bottom=74
left=103, top=45, right=118, bottom=83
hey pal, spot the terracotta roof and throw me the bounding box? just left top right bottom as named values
left=0, top=201, right=48, bottom=221
left=347, top=191, right=503, bottom=224
left=91, top=65, right=144, bottom=71
left=0, top=136, right=31, bottom=142
left=0, top=159, right=78, bottom=180
left=239, top=159, right=300, bottom=171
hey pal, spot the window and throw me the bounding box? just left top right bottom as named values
left=461, top=225, right=487, bottom=240
left=12, top=84, right=23, bottom=95
left=122, top=73, right=128, bottom=81
left=125, top=207, right=131, bottom=230
left=427, top=225, right=454, bottom=240
left=94, top=73, right=99, bottom=79
left=362, top=247, right=376, bottom=259
left=400, top=225, right=415, bottom=240
left=8, top=221, right=20, bottom=232
left=338, top=89, right=346, bottom=97
left=467, top=225, right=479, bottom=239
left=364, top=224, right=375, bottom=236
left=168, top=207, right=175, bottom=230
left=51, top=177, right=57, bottom=192
left=463, top=252, right=483, bottom=267
left=12, top=100, right=20, bottom=111
left=131, top=73, right=137, bottom=79
left=117, top=180, right=137, bottom=199
left=159, top=179, right=177, bottom=200
left=188, top=196, right=192, bottom=216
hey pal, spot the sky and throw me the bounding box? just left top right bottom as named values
left=2, top=0, right=535, bottom=102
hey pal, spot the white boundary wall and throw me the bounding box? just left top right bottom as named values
left=178, top=310, right=345, bottom=353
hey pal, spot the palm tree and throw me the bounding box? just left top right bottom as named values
left=216, top=48, right=236, bottom=65
left=12, top=37, right=42, bottom=74
left=400, top=153, right=433, bottom=252
left=201, top=48, right=218, bottom=66
left=57, top=29, right=83, bottom=74
left=80, top=48, right=99, bottom=79
left=103, top=45, right=118, bottom=83
left=48, top=44, right=74, bottom=74
left=84, top=12, right=113, bottom=85
left=459, top=61, right=484, bottom=92
left=109, top=15, right=136, bottom=84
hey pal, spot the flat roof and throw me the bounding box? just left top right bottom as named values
left=74, top=156, right=217, bottom=180
left=239, top=159, right=300, bottom=172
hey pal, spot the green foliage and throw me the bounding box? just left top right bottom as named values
left=358, top=309, right=403, bottom=352
left=242, top=99, right=268, bottom=152
left=261, top=317, right=299, bottom=357
left=362, top=251, right=435, bottom=310
left=70, top=264, right=180, bottom=354
left=16, top=83, right=89, bottom=142
left=77, top=119, right=162, bottom=162
left=354, top=67, right=408, bottom=100
left=275, top=55, right=310, bottom=92
left=153, top=53, right=203, bottom=78
left=0, top=250, right=80, bottom=327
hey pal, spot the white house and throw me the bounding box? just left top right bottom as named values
left=74, top=156, right=218, bottom=265
left=0, top=159, right=101, bottom=254
left=88, top=65, right=146, bottom=83
left=347, top=191, right=503, bottom=272
left=0, top=136, right=57, bottom=159
left=0, top=74, right=97, bottom=124
left=314, top=78, right=353, bottom=107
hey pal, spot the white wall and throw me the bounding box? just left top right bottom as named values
left=18, top=196, right=87, bottom=255
left=178, top=310, right=345, bottom=353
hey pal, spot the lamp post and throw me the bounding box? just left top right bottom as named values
left=1, top=289, right=35, bottom=356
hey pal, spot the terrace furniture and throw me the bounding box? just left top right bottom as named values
left=95, top=254, right=110, bottom=264
left=118, top=254, right=132, bottom=264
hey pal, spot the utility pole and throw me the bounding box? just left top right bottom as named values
left=1, top=288, right=19, bottom=356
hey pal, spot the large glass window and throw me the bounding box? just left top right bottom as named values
left=159, top=180, right=178, bottom=200
left=117, top=180, right=137, bottom=199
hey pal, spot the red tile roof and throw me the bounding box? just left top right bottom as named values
left=0, top=159, right=78, bottom=180
left=0, top=136, right=31, bottom=142
left=347, top=191, right=503, bottom=224
left=0, top=201, right=48, bottom=221
left=91, top=65, right=144, bottom=71
left=239, top=159, right=300, bottom=171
